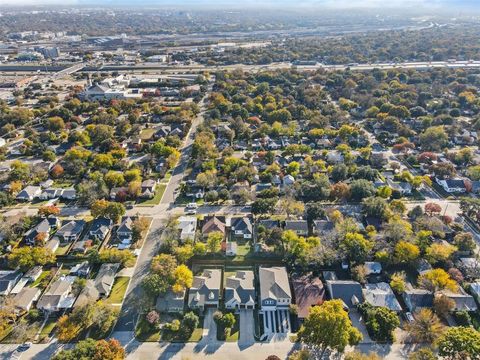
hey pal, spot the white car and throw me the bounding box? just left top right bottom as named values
left=405, top=312, right=414, bottom=323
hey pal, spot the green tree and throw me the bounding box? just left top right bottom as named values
left=340, top=232, right=373, bottom=264
left=419, top=126, right=448, bottom=151
left=298, top=300, right=362, bottom=357
left=8, top=247, right=55, bottom=271
left=361, top=304, right=399, bottom=342
left=206, top=231, right=223, bottom=253
left=438, top=326, right=480, bottom=360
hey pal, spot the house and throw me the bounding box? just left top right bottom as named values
left=47, top=216, right=61, bottom=230
left=95, top=263, right=120, bottom=297
left=16, top=185, right=42, bottom=201
left=24, top=219, right=51, bottom=245
left=402, top=283, right=434, bottom=312
left=13, top=287, right=41, bottom=313
left=312, top=220, right=335, bottom=237
left=45, top=238, right=59, bottom=253
left=188, top=269, right=222, bottom=310
left=38, top=188, right=62, bottom=200
left=224, top=271, right=255, bottom=310
left=325, top=280, right=364, bottom=309
left=70, top=239, right=93, bottom=254
left=363, top=283, right=402, bottom=311
left=89, top=218, right=113, bottom=240
left=201, top=216, right=226, bottom=237
left=69, top=261, right=91, bottom=277
left=56, top=220, right=86, bottom=242
left=37, top=276, right=76, bottom=312
left=60, top=188, right=77, bottom=200
left=177, top=216, right=197, bottom=241
left=231, top=217, right=253, bottom=239
left=283, top=175, right=295, bottom=186
left=24, top=266, right=42, bottom=282
left=387, top=179, right=412, bottom=195
left=0, top=270, right=22, bottom=295
left=415, top=259, right=433, bottom=276
left=258, top=219, right=281, bottom=231
left=470, top=282, right=480, bottom=303
left=439, top=288, right=478, bottom=312
left=74, top=280, right=100, bottom=308
left=284, top=220, right=308, bottom=236
left=436, top=178, right=466, bottom=193
left=292, top=274, right=325, bottom=320
left=259, top=267, right=292, bottom=311
left=156, top=289, right=186, bottom=313
left=117, top=217, right=134, bottom=247
left=140, top=179, right=156, bottom=199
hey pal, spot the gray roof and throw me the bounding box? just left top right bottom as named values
left=231, top=217, right=253, bottom=234
left=75, top=280, right=100, bottom=308
left=90, top=218, right=113, bottom=236
left=156, top=289, right=185, bottom=312
left=188, top=269, right=222, bottom=308
left=25, top=219, right=50, bottom=242
left=402, top=283, right=434, bottom=311
left=313, top=220, right=335, bottom=234
left=14, top=287, right=41, bottom=310
left=56, top=220, right=86, bottom=238
left=259, top=267, right=291, bottom=302
left=326, top=280, right=364, bottom=308
left=364, top=282, right=402, bottom=311
left=224, top=271, right=255, bottom=306
left=94, top=263, right=120, bottom=295
left=285, top=220, right=308, bottom=232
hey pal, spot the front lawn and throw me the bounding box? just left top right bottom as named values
left=135, top=317, right=160, bottom=342
left=105, top=277, right=130, bottom=304
left=31, top=271, right=51, bottom=289
left=217, top=313, right=240, bottom=342
left=136, top=184, right=167, bottom=206
left=55, top=244, right=71, bottom=256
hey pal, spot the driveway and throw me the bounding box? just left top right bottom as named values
left=238, top=309, right=255, bottom=345
left=203, top=308, right=217, bottom=341
left=349, top=310, right=373, bottom=344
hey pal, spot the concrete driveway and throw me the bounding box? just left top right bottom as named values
left=238, top=309, right=255, bottom=345
left=349, top=310, right=373, bottom=344
left=203, top=308, right=217, bottom=341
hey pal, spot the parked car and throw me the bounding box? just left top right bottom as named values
left=404, top=312, right=414, bottom=323
left=17, top=342, right=32, bottom=352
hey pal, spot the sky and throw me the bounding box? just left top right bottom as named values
left=1, top=0, right=478, bottom=9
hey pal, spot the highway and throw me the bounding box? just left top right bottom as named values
left=2, top=60, right=480, bottom=76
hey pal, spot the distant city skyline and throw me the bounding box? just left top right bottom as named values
left=2, top=0, right=479, bottom=9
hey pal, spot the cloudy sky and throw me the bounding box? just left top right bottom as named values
left=0, top=0, right=477, bottom=8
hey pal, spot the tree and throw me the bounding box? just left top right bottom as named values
left=90, top=200, right=126, bottom=223
left=425, top=202, right=442, bottom=216
left=360, top=304, right=399, bottom=342
left=146, top=310, right=160, bottom=326
left=206, top=231, right=223, bottom=253
left=47, top=116, right=65, bottom=131
left=266, top=356, right=281, bottom=360
left=8, top=246, right=55, bottom=271
left=408, top=348, right=436, bottom=360
left=174, top=245, right=194, bottom=263
left=362, top=196, right=391, bottom=220
left=276, top=197, right=305, bottom=219
left=345, top=352, right=381, bottom=360
left=104, top=171, right=125, bottom=188
left=221, top=312, right=236, bottom=336
left=132, top=217, right=150, bottom=243
left=438, top=326, right=480, bottom=360
left=90, top=248, right=135, bottom=267
left=393, top=241, right=420, bottom=265
left=453, top=232, right=476, bottom=253
left=419, top=126, right=448, bottom=151
left=38, top=205, right=60, bottom=217
left=252, top=198, right=277, bottom=216
left=297, top=300, right=362, bottom=357
left=142, top=273, right=170, bottom=297
left=53, top=338, right=125, bottom=360
left=173, top=265, right=193, bottom=293
left=340, top=232, right=373, bottom=264
left=182, top=311, right=199, bottom=331
left=350, top=179, right=376, bottom=201
left=390, top=272, right=406, bottom=293
left=287, top=350, right=311, bottom=360
left=425, top=243, right=457, bottom=264
left=434, top=294, right=455, bottom=318
left=406, top=308, right=445, bottom=343
left=419, top=268, right=458, bottom=292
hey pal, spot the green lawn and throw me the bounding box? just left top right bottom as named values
left=135, top=317, right=160, bottom=342
left=0, top=325, right=13, bottom=343
left=31, top=271, right=51, bottom=289
left=140, top=128, right=156, bottom=140
left=105, top=277, right=130, bottom=304
left=38, top=317, right=57, bottom=342
left=217, top=313, right=240, bottom=342
left=136, top=184, right=167, bottom=206
left=55, top=244, right=70, bottom=256
left=188, top=328, right=203, bottom=342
